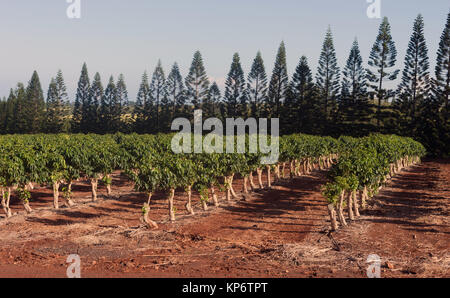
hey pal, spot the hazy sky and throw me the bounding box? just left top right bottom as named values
left=0, top=0, right=449, bottom=100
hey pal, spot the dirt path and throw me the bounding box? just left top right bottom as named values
left=0, top=161, right=448, bottom=278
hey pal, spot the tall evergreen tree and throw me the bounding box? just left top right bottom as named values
left=134, top=72, right=150, bottom=133
left=247, top=51, right=268, bottom=118
left=434, top=11, right=450, bottom=116
left=84, top=72, right=103, bottom=133
left=25, top=71, right=45, bottom=133
left=13, top=83, right=28, bottom=134
left=166, top=63, right=185, bottom=119
left=115, top=74, right=129, bottom=132
left=45, top=70, right=71, bottom=133
left=45, top=78, right=58, bottom=132
left=268, top=41, right=289, bottom=118
left=73, top=63, right=90, bottom=133
left=418, top=11, right=450, bottom=157
left=290, top=56, right=320, bottom=134
left=185, top=51, right=210, bottom=110
left=0, top=99, right=6, bottom=133
left=99, top=76, right=117, bottom=133
left=4, top=89, right=17, bottom=133
left=149, top=60, right=166, bottom=132
left=204, top=82, right=221, bottom=120
left=224, top=53, right=246, bottom=118
left=395, top=14, right=430, bottom=129
left=116, top=74, right=129, bottom=109
left=316, top=28, right=340, bottom=122
left=366, top=17, right=400, bottom=127
left=340, top=39, right=370, bottom=134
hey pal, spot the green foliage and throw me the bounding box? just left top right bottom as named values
left=323, top=134, right=426, bottom=205
left=268, top=41, right=289, bottom=118
left=224, top=53, right=246, bottom=118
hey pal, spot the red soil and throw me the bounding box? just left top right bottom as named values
left=0, top=160, right=448, bottom=278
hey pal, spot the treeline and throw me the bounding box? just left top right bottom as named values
left=0, top=14, right=448, bottom=156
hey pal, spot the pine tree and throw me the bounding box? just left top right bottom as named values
left=366, top=17, right=400, bottom=127
left=395, top=14, right=430, bottom=132
left=25, top=71, right=45, bottom=133
left=0, top=99, right=6, bottom=133
left=13, top=83, right=28, bottom=134
left=134, top=72, right=150, bottom=133
left=434, top=12, right=450, bottom=117
left=116, top=74, right=129, bottom=109
left=99, top=76, right=117, bottom=133
left=204, top=82, right=221, bottom=120
left=166, top=63, right=186, bottom=120
left=316, top=27, right=340, bottom=122
left=115, top=74, right=129, bottom=132
left=149, top=60, right=166, bottom=133
left=185, top=51, right=210, bottom=110
left=418, top=11, right=450, bottom=157
left=73, top=63, right=90, bottom=133
left=247, top=51, right=268, bottom=118
left=84, top=72, right=103, bottom=133
left=224, top=53, right=246, bottom=118
left=290, top=56, right=320, bottom=134
left=45, top=78, right=58, bottom=133
left=45, top=71, right=70, bottom=133
left=4, top=89, right=16, bottom=133
left=340, top=39, right=370, bottom=135
left=268, top=41, right=289, bottom=118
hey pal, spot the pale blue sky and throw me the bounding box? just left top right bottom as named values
left=0, top=0, right=449, bottom=100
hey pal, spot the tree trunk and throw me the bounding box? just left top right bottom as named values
left=275, top=164, right=281, bottom=181
left=281, top=163, right=286, bottom=178
left=23, top=202, right=32, bottom=214
left=202, top=199, right=208, bottom=211
left=352, top=190, right=360, bottom=217
left=211, top=185, right=219, bottom=207
left=226, top=177, right=232, bottom=201
left=185, top=187, right=195, bottom=215
left=337, top=191, right=347, bottom=227
left=63, top=182, right=75, bottom=207
left=91, top=178, right=98, bottom=202
left=267, top=166, right=272, bottom=189
left=361, top=186, right=368, bottom=209
left=229, top=174, right=238, bottom=199
left=295, top=160, right=301, bottom=176
left=289, top=161, right=294, bottom=179
left=256, top=169, right=264, bottom=189
left=52, top=181, right=60, bottom=209
left=348, top=191, right=355, bottom=221
left=141, top=203, right=158, bottom=229
left=327, top=204, right=338, bottom=231
left=1, top=188, right=12, bottom=218
left=249, top=172, right=257, bottom=191
left=243, top=177, right=249, bottom=194
left=106, top=174, right=112, bottom=197
left=168, top=188, right=176, bottom=222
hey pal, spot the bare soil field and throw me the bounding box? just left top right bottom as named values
left=0, top=160, right=448, bottom=278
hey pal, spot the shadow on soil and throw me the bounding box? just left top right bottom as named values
left=363, top=162, right=449, bottom=234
